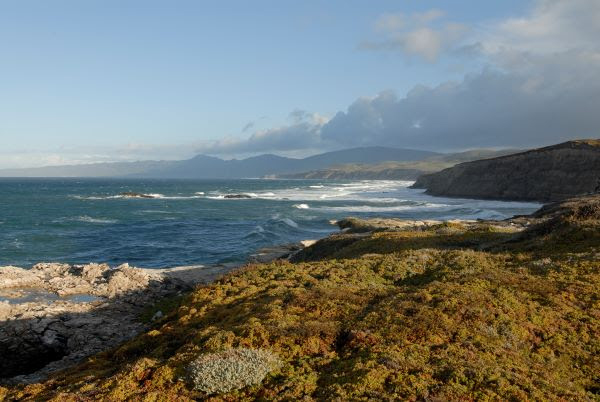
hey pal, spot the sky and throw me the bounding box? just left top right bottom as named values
left=1, top=0, right=599, bottom=168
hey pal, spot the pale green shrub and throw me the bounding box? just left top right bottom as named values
left=188, top=348, right=281, bottom=394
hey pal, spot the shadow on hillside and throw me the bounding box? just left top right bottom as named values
left=291, top=229, right=518, bottom=263
left=293, top=219, right=600, bottom=264
left=0, top=264, right=228, bottom=383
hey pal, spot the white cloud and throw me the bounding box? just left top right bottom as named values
left=492, top=0, right=600, bottom=54
left=361, top=9, right=467, bottom=62
left=375, top=9, right=445, bottom=32
left=0, top=142, right=200, bottom=169
left=5, top=0, right=599, bottom=167
left=473, top=0, right=600, bottom=72
left=196, top=110, right=330, bottom=155
left=212, top=0, right=600, bottom=155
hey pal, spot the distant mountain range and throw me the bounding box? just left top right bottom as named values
left=0, top=147, right=442, bottom=178
left=279, top=149, right=520, bottom=180
left=0, top=146, right=527, bottom=180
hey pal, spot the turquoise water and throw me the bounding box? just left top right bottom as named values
left=0, top=178, right=541, bottom=268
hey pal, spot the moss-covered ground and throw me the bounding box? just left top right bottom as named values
left=2, top=196, right=599, bottom=401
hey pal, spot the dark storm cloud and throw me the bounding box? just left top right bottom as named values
left=321, top=60, right=600, bottom=150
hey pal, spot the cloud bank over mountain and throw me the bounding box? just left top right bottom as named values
left=199, top=0, right=600, bottom=154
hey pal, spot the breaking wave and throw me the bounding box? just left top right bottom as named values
left=54, top=215, right=118, bottom=224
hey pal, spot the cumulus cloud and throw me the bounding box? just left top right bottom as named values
left=2, top=1, right=597, bottom=169
left=197, top=111, right=329, bottom=155
left=360, top=9, right=467, bottom=62
left=207, top=0, right=600, bottom=155
left=325, top=0, right=600, bottom=150
left=485, top=0, right=600, bottom=55
left=321, top=63, right=600, bottom=150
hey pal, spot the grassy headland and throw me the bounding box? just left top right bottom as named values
left=2, top=196, right=599, bottom=400
left=279, top=149, right=520, bottom=180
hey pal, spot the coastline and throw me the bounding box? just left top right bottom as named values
left=0, top=192, right=584, bottom=384
left=0, top=214, right=523, bottom=383
left=0, top=239, right=317, bottom=383
left=1, top=194, right=599, bottom=399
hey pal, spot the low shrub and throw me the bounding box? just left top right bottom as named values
left=187, top=348, right=281, bottom=395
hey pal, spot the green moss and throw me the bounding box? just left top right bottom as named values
left=139, top=293, right=187, bottom=324
left=4, top=197, right=600, bottom=400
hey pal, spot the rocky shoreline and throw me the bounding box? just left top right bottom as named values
left=0, top=214, right=538, bottom=384
left=1, top=194, right=599, bottom=399
left=0, top=243, right=307, bottom=384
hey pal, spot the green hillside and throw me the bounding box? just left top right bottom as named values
left=280, top=149, right=521, bottom=180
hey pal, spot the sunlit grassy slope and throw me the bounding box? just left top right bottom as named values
left=2, top=196, right=600, bottom=401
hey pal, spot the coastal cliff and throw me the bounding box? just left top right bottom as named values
left=412, top=140, right=600, bottom=201
left=1, top=195, right=599, bottom=400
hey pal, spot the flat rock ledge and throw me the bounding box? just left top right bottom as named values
left=335, top=217, right=527, bottom=233
left=0, top=262, right=229, bottom=383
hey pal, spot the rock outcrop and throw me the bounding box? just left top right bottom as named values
left=120, top=192, right=157, bottom=198
left=0, top=242, right=308, bottom=383
left=412, top=139, right=600, bottom=202
left=0, top=263, right=228, bottom=382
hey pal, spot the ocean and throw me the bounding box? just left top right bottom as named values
left=0, top=178, right=541, bottom=268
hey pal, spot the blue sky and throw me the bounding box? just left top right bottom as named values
left=1, top=0, right=598, bottom=168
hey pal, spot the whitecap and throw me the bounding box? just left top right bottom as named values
left=76, top=216, right=118, bottom=224
left=315, top=203, right=446, bottom=213
left=53, top=215, right=117, bottom=224
left=137, top=210, right=178, bottom=215
left=155, top=195, right=205, bottom=200
left=281, top=218, right=299, bottom=228
left=72, top=195, right=117, bottom=200
left=293, top=203, right=310, bottom=209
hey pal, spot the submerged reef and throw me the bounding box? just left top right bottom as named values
left=1, top=195, right=600, bottom=400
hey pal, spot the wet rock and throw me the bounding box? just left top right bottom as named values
left=336, top=217, right=446, bottom=233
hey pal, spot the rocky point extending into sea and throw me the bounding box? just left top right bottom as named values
left=0, top=243, right=305, bottom=383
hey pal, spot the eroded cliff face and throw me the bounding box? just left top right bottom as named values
left=412, top=140, right=600, bottom=201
